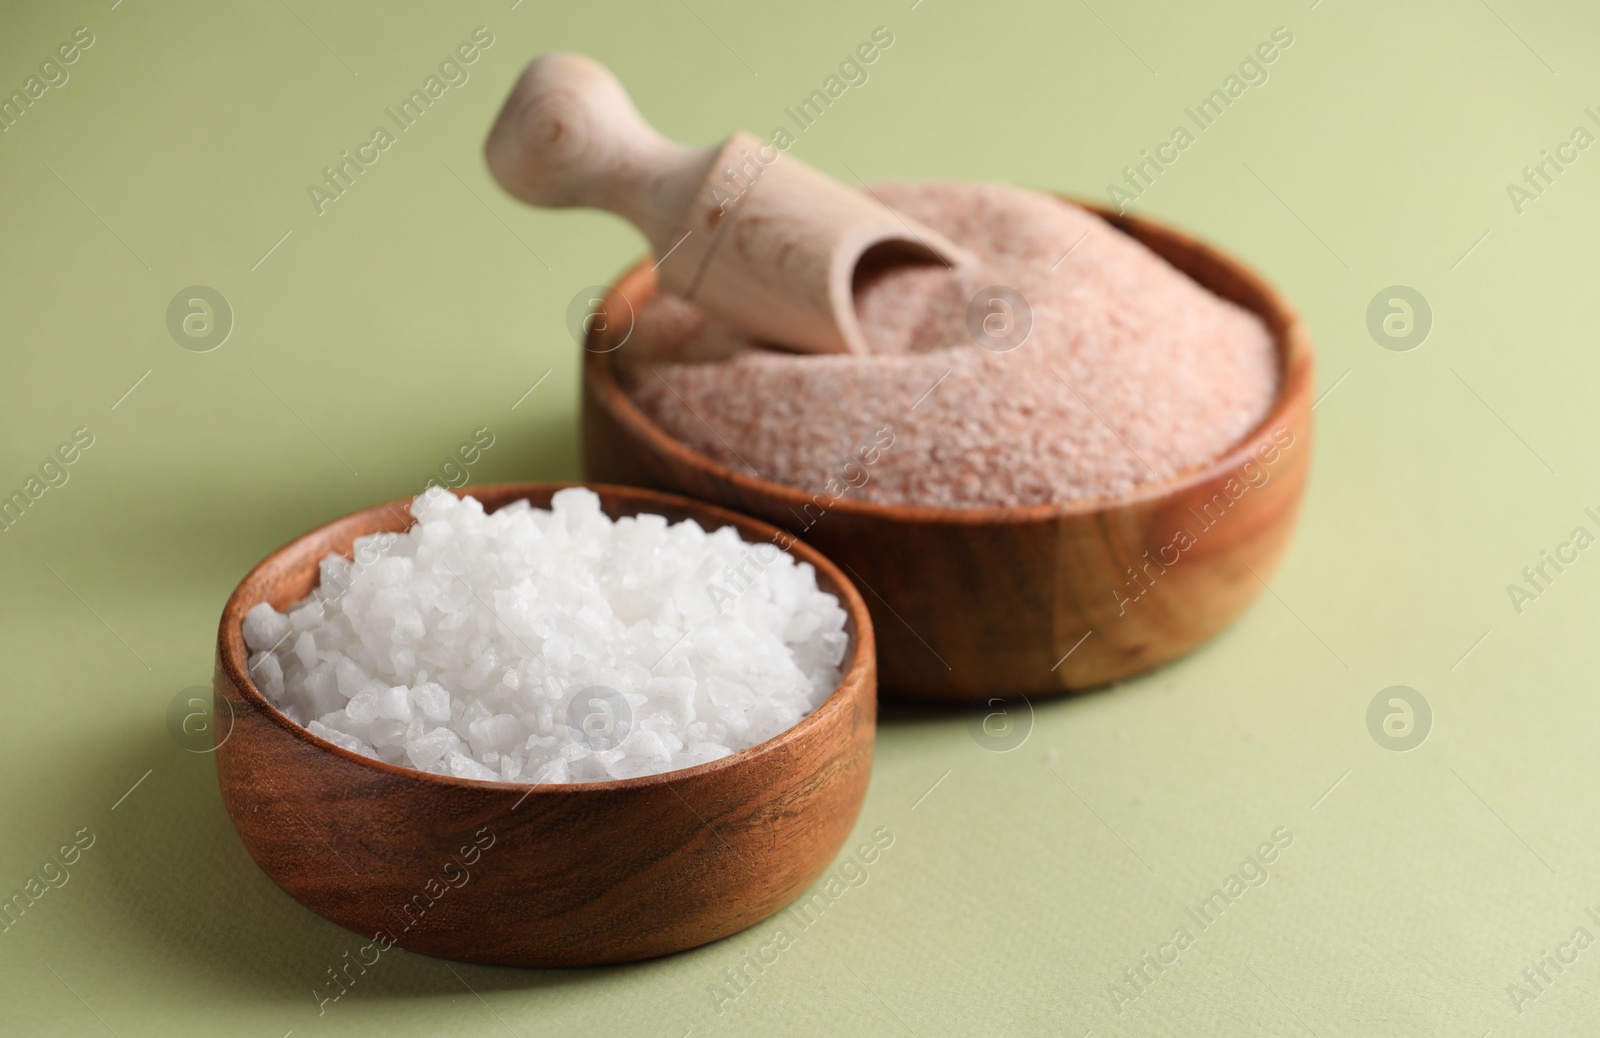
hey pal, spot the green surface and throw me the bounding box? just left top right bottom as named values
left=3, top=0, right=1599, bottom=1033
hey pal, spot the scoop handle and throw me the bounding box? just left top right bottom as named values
left=487, top=53, right=972, bottom=355
left=484, top=52, right=714, bottom=257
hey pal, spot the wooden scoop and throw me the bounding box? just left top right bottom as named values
left=485, top=52, right=972, bottom=355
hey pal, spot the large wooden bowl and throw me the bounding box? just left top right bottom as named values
left=582, top=203, right=1312, bottom=701
left=213, top=483, right=876, bottom=967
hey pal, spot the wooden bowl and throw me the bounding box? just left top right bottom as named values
left=213, top=483, right=876, bottom=968
left=582, top=202, right=1312, bottom=701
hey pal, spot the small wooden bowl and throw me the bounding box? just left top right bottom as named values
left=213, top=483, right=876, bottom=968
left=582, top=202, right=1312, bottom=701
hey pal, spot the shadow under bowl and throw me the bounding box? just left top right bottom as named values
left=213, top=483, right=877, bottom=968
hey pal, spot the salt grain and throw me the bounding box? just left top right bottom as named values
left=624, top=183, right=1279, bottom=508
left=243, top=487, right=849, bottom=783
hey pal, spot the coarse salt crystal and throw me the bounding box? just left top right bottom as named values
left=242, top=488, right=847, bottom=784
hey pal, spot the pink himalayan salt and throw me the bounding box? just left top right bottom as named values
left=621, top=182, right=1277, bottom=509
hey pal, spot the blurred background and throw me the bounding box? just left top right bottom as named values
left=3, top=0, right=1600, bottom=1033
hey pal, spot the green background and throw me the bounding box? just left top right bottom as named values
left=2, top=0, right=1598, bottom=1033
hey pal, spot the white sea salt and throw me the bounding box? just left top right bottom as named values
left=243, top=487, right=849, bottom=783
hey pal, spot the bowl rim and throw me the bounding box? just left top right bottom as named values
left=216, top=481, right=876, bottom=798
left=585, top=196, right=1314, bottom=526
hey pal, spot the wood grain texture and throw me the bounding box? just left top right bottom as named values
left=485, top=53, right=711, bottom=255
left=663, top=130, right=972, bottom=355
left=581, top=202, right=1313, bottom=701
left=213, top=483, right=876, bottom=968
left=485, top=53, right=968, bottom=355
